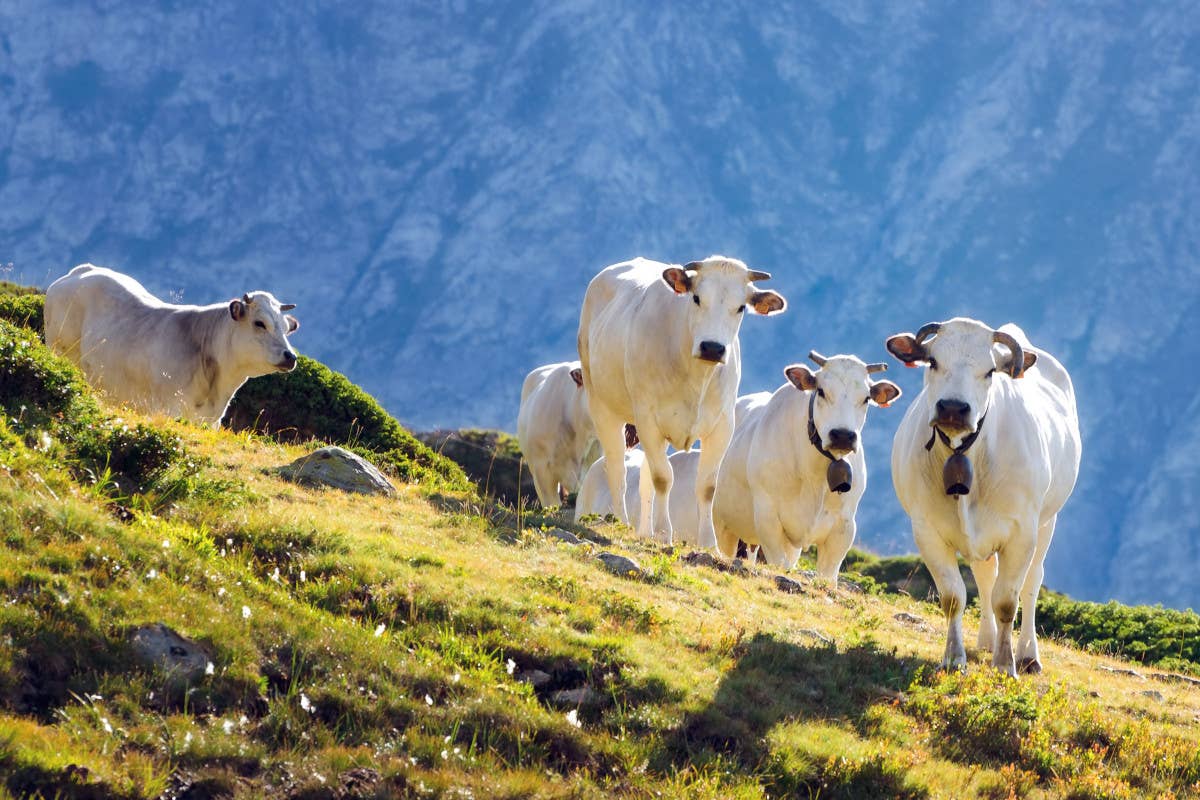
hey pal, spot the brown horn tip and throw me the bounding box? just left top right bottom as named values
left=915, top=322, right=942, bottom=345
left=866, top=362, right=888, bottom=374
left=747, top=269, right=772, bottom=282
left=808, top=350, right=828, bottom=367
left=242, top=293, right=252, bottom=305
left=279, top=302, right=296, bottom=311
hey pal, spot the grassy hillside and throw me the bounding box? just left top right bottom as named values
left=2, top=314, right=1200, bottom=798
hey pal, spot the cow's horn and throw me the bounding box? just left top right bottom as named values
left=808, top=350, right=827, bottom=367
left=747, top=269, right=772, bottom=282
left=914, top=322, right=941, bottom=345
left=280, top=303, right=296, bottom=311
left=242, top=293, right=252, bottom=305
left=866, top=362, right=888, bottom=374
left=682, top=261, right=704, bottom=272
left=992, top=329, right=1025, bottom=379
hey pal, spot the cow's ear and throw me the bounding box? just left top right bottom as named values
left=286, top=315, right=300, bottom=334
left=784, top=364, right=818, bottom=391
left=569, top=367, right=584, bottom=388
left=869, top=380, right=902, bottom=408
left=750, top=289, right=786, bottom=316
left=885, top=333, right=924, bottom=366
left=662, top=267, right=694, bottom=295
left=229, top=299, right=247, bottom=321
left=999, top=349, right=1037, bottom=378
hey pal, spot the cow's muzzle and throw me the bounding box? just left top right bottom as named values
left=696, top=341, right=727, bottom=363
left=826, top=428, right=857, bottom=456
left=933, top=398, right=972, bottom=433
left=276, top=351, right=298, bottom=371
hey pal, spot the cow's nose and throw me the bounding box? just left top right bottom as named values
left=827, top=428, right=858, bottom=452
left=698, top=341, right=726, bottom=362
left=935, top=399, right=970, bottom=424
left=279, top=351, right=297, bottom=369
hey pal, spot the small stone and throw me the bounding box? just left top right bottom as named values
left=549, top=686, right=604, bottom=708
left=682, top=551, right=723, bottom=569
left=1088, top=690, right=1101, bottom=698
left=893, top=612, right=926, bottom=626
left=544, top=527, right=582, bottom=545
left=838, top=577, right=865, bottom=593
left=596, top=552, right=646, bottom=579
left=276, top=446, right=395, bottom=496
left=797, top=628, right=833, bottom=645
left=518, top=669, right=552, bottom=689
left=129, top=623, right=211, bottom=688
left=1141, top=690, right=1165, bottom=702
left=776, top=575, right=807, bottom=594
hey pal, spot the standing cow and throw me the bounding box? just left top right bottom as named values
left=574, top=449, right=701, bottom=542
left=44, top=264, right=299, bottom=428
left=887, top=318, right=1080, bottom=676
left=517, top=361, right=602, bottom=508
left=713, top=353, right=901, bottom=582
left=577, top=255, right=786, bottom=545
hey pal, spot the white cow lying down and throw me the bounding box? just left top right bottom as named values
left=713, top=353, right=900, bottom=583
left=517, top=361, right=601, bottom=508
left=574, top=449, right=700, bottom=543
left=44, top=264, right=299, bottom=428
left=887, top=318, right=1080, bottom=676
left=578, top=255, right=786, bottom=545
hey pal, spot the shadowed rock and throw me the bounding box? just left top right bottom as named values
left=277, top=446, right=395, bottom=496
left=596, top=552, right=646, bottom=579
left=129, top=623, right=211, bottom=688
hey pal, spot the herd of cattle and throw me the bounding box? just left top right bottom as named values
left=41, top=257, right=1080, bottom=677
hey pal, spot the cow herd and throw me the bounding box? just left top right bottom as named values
left=39, top=258, right=1081, bottom=677
left=522, top=255, right=1081, bottom=678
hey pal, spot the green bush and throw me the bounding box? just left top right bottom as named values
left=1036, top=595, right=1200, bottom=674
left=224, top=355, right=473, bottom=493
left=0, top=293, right=44, bottom=335
left=0, top=319, right=191, bottom=497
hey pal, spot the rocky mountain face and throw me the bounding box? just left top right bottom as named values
left=3, top=1, right=1198, bottom=607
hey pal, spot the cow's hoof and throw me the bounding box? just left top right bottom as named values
left=940, top=659, right=968, bottom=675
left=1018, top=657, right=1043, bottom=675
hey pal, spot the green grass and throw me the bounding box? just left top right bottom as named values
left=2, top=291, right=1200, bottom=798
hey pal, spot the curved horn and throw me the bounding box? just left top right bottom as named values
left=242, top=293, right=252, bottom=305
left=914, top=322, right=941, bottom=345
left=682, top=261, right=704, bottom=272
left=865, top=362, right=888, bottom=374
left=808, top=350, right=827, bottom=367
left=992, top=329, right=1025, bottom=379
left=279, top=303, right=296, bottom=311
left=747, top=269, right=772, bottom=283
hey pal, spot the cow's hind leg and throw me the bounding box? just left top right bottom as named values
left=528, top=460, right=561, bottom=509
left=915, top=524, right=968, bottom=671
left=970, top=554, right=998, bottom=654
left=1017, top=516, right=1056, bottom=674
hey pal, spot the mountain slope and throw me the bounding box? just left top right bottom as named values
left=2, top=1, right=1199, bottom=607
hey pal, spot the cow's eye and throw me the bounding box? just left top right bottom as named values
left=737, top=304, right=745, bottom=314
left=927, top=358, right=938, bottom=371
left=254, top=320, right=266, bottom=330
left=692, top=295, right=701, bottom=306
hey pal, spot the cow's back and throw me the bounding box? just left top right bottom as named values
left=45, top=264, right=155, bottom=360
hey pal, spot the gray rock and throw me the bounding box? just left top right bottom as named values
left=518, top=669, right=553, bottom=689
left=893, top=612, right=926, bottom=626
left=596, top=552, right=646, bottom=579
left=1141, top=689, right=1165, bottom=702
left=682, top=551, right=723, bottom=569
left=776, top=575, right=807, bottom=594
left=277, top=446, right=395, bottom=496
left=129, top=623, right=211, bottom=687
left=549, top=686, right=604, bottom=708
left=544, top=527, right=582, bottom=545
left=797, top=628, right=833, bottom=645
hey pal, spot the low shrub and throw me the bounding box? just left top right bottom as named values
left=223, top=355, right=473, bottom=493
left=0, top=293, right=44, bottom=335
left=416, top=428, right=537, bottom=506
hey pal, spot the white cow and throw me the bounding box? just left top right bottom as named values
left=887, top=318, right=1080, bottom=676
left=44, top=264, right=299, bottom=427
left=713, top=353, right=901, bottom=582
left=517, top=361, right=602, bottom=508
left=578, top=255, right=786, bottom=545
left=574, top=449, right=701, bottom=542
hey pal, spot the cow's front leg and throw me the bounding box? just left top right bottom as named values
left=695, top=415, right=733, bottom=550
left=991, top=524, right=1037, bottom=678
left=915, top=522, right=968, bottom=671
left=635, top=427, right=673, bottom=543
left=970, top=554, right=998, bottom=654
left=816, top=515, right=855, bottom=587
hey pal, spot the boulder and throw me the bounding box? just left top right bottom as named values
left=277, top=446, right=395, bottom=496
left=596, top=552, right=646, bottom=579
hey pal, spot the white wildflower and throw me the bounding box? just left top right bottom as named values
left=205, top=661, right=215, bottom=676
left=566, top=709, right=582, bottom=728
left=300, top=693, right=313, bottom=713
left=100, top=717, right=113, bottom=733
left=217, top=587, right=227, bottom=597
left=146, top=569, right=157, bottom=580
left=425, top=694, right=434, bottom=706
left=299, top=569, right=306, bottom=583
left=451, top=672, right=461, bottom=684
left=271, top=567, right=280, bottom=582
left=241, top=605, right=251, bottom=620
left=222, top=719, right=234, bottom=734
left=162, top=539, right=170, bottom=549
left=505, top=658, right=516, bottom=675
left=440, top=749, right=449, bottom=760
left=374, top=623, right=386, bottom=637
